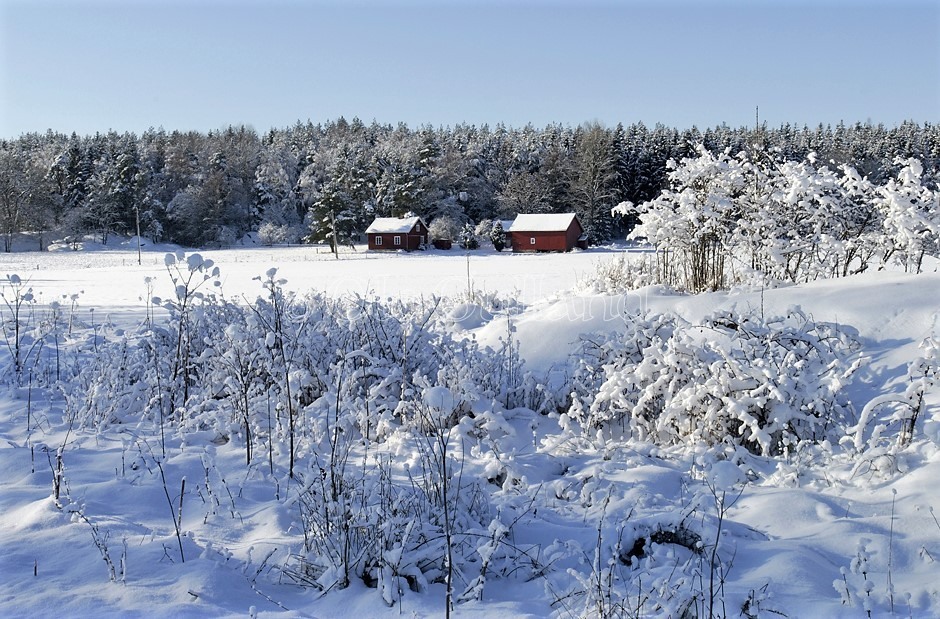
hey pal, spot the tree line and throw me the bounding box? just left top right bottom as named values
left=0, top=118, right=938, bottom=251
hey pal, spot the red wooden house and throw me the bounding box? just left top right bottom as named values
left=366, top=216, right=429, bottom=251
left=508, top=213, right=587, bottom=252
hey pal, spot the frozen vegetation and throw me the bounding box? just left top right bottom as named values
left=0, top=238, right=938, bottom=618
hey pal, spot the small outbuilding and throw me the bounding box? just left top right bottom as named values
left=508, top=213, right=587, bottom=252
left=366, top=216, right=429, bottom=251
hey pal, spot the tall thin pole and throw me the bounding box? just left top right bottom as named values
left=331, top=210, right=339, bottom=260
left=135, top=206, right=141, bottom=265
left=466, top=252, right=472, bottom=299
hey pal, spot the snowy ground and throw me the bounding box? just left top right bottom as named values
left=0, top=242, right=938, bottom=618
left=0, top=240, right=633, bottom=307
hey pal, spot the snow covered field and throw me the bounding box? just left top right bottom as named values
left=0, top=244, right=938, bottom=618
left=0, top=242, right=632, bottom=308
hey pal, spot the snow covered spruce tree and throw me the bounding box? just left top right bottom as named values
left=253, top=139, right=303, bottom=245
left=570, top=122, right=619, bottom=244
left=489, top=220, right=506, bottom=251
left=458, top=222, right=479, bottom=250
left=306, top=177, right=358, bottom=257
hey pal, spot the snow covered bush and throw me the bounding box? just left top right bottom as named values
left=473, top=218, right=494, bottom=239
left=578, top=253, right=657, bottom=294
left=0, top=274, right=37, bottom=379
left=623, top=145, right=938, bottom=290
left=428, top=215, right=460, bottom=242
left=471, top=219, right=508, bottom=251
left=565, top=308, right=862, bottom=455
left=875, top=158, right=940, bottom=273
left=41, top=254, right=546, bottom=608
left=552, top=503, right=707, bottom=619
left=846, top=336, right=940, bottom=478
left=625, top=146, right=746, bottom=292
left=62, top=254, right=529, bottom=465
left=738, top=156, right=883, bottom=283
left=257, top=221, right=300, bottom=245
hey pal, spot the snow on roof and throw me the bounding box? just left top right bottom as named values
left=508, top=213, right=579, bottom=233
left=365, top=217, right=423, bottom=234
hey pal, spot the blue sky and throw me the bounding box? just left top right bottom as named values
left=1, top=0, right=938, bottom=137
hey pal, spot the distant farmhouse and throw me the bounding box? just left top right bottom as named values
left=365, top=216, right=428, bottom=251
left=508, top=213, right=587, bottom=252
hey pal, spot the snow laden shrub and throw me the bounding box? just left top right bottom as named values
left=845, top=336, right=940, bottom=478
left=285, top=385, right=503, bottom=608
left=191, top=284, right=508, bottom=471
left=542, top=464, right=760, bottom=619
left=70, top=264, right=525, bottom=457
left=39, top=257, right=541, bottom=609
left=622, top=145, right=938, bottom=290
left=1, top=275, right=115, bottom=389
left=69, top=257, right=523, bottom=439
left=66, top=337, right=154, bottom=431
left=624, top=146, right=746, bottom=292
left=288, top=446, right=499, bottom=607
left=257, top=221, right=300, bottom=245
left=0, top=273, right=38, bottom=380
left=577, top=253, right=657, bottom=294
left=154, top=251, right=222, bottom=406
left=62, top=253, right=224, bottom=434
left=875, top=158, right=940, bottom=274
left=733, top=156, right=885, bottom=283
left=428, top=215, right=460, bottom=242
left=564, top=308, right=862, bottom=456
left=474, top=218, right=494, bottom=239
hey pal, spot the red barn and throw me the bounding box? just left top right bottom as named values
left=508, top=213, right=587, bottom=252
left=366, top=216, right=428, bottom=251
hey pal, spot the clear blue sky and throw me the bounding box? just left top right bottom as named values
left=1, top=0, right=938, bottom=138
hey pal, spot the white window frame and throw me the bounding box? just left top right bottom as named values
left=375, top=236, right=383, bottom=246
left=530, top=236, right=536, bottom=245
left=394, top=235, right=402, bottom=246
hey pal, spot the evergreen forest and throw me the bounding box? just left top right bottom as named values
left=0, top=119, right=938, bottom=252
